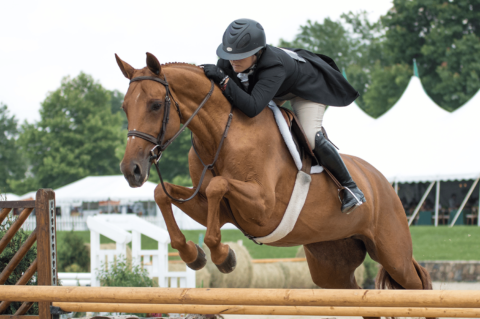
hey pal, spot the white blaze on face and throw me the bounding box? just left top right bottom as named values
left=135, top=93, right=141, bottom=104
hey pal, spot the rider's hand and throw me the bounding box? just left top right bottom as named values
left=203, top=64, right=227, bottom=84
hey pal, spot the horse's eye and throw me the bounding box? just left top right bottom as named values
left=151, top=101, right=162, bottom=111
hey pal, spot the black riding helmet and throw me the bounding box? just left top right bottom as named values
left=216, top=18, right=266, bottom=60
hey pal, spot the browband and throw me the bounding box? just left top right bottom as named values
left=130, top=76, right=168, bottom=86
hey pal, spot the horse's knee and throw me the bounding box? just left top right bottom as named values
left=154, top=183, right=171, bottom=204
left=205, top=177, right=229, bottom=199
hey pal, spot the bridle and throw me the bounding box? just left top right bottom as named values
left=127, top=75, right=191, bottom=158
left=126, top=75, right=233, bottom=204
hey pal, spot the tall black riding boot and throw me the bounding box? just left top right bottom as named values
left=313, top=131, right=366, bottom=213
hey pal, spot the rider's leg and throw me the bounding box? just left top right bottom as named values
left=290, top=96, right=324, bottom=148
left=291, top=97, right=366, bottom=214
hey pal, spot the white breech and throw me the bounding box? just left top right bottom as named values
left=290, top=96, right=326, bottom=149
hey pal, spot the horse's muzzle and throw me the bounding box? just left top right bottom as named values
left=121, top=160, right=149, bottom=188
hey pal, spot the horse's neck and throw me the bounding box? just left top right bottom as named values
left=166, top=67, right=232, bottom=155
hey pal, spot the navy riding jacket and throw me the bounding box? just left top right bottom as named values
left=217, top=45, right=359, bottom=118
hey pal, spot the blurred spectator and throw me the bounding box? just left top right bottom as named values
left=449, top=194, right=458, bottom=210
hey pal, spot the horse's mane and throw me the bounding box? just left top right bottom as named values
left=161, top=62, right=204, bottom=74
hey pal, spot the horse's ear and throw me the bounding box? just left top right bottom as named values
left=146, top=52, right=161, bottom=75
left=115, top=54, right=135, bottom=79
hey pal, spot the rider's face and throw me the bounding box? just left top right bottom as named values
left=230, top=55, right=257, bottom=73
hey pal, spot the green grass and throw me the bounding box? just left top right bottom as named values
left=410, top=226, right=480, bottom=260
left=57, top=226, right=480, bottom=261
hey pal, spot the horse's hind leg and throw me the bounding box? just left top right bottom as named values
left=304, top=238, right=366, bottom=289
left=305, top=238, right=379, bottom=319
left=367, top=205, right=432, bottom=291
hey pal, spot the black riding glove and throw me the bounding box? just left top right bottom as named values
left=203, top=64, right=227, bottom=84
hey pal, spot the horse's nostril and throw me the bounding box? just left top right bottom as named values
left=133, top=164, right=141, bottom=178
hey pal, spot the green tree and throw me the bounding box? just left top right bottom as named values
left=382, top=0, right=480, bottom=110
left=11, top=72, right=124, bottom=192
left=279, top=18, right=356, bottom=68
left=110, top=89, right=128, bottom=130
left=0, top=104, right=26, bottom=193
left=57, top=230, right=90, bottom=272
left=362, top=62, right=412, bottom=117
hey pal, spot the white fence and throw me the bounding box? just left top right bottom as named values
left=87, top=215, right=195, bottom=288
left=20, top=215, right=168, bottom=231
left=19, top=212, right=219, bottom=231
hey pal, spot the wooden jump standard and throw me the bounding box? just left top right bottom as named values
left=0, top=189, right=56, bottom=319
left=1, top=286, right=480, bottom=318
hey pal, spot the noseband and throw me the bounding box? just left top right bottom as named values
left=126, top=75, right=233, bottom=203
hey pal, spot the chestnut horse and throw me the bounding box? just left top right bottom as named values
left=116, top=53, right=432, bottom=299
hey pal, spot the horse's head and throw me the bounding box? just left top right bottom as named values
left=116, top=53, right=182, bottom=187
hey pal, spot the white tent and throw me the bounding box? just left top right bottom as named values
left=17, top=175, right=159, bottom=203
left=53, top=175, right=158, bottom=204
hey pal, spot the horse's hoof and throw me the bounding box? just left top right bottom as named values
left=186, top=244, right=207, bottom=270
left=215, top=247, right=236, bottom=274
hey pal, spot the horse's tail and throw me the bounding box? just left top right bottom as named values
left=375, top=258, right=432, bottom=290
left=412, top=258, right=433, bottom=289
left=375, top=259, right=434, bottom=319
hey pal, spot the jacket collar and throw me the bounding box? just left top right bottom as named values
left=255, top=45, right=283, bottom=70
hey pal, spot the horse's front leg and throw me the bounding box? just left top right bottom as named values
left=154, top=183, right=208, bottom=270
left=204, top=176, right=266, bottom=273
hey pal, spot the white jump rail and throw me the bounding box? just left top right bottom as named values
left=58, top=272, right=91, bottom=286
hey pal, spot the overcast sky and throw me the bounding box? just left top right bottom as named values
left=1, top=0, right=393, bottom=123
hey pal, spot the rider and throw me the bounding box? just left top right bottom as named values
left=203, top=18, right=366, bottom=214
